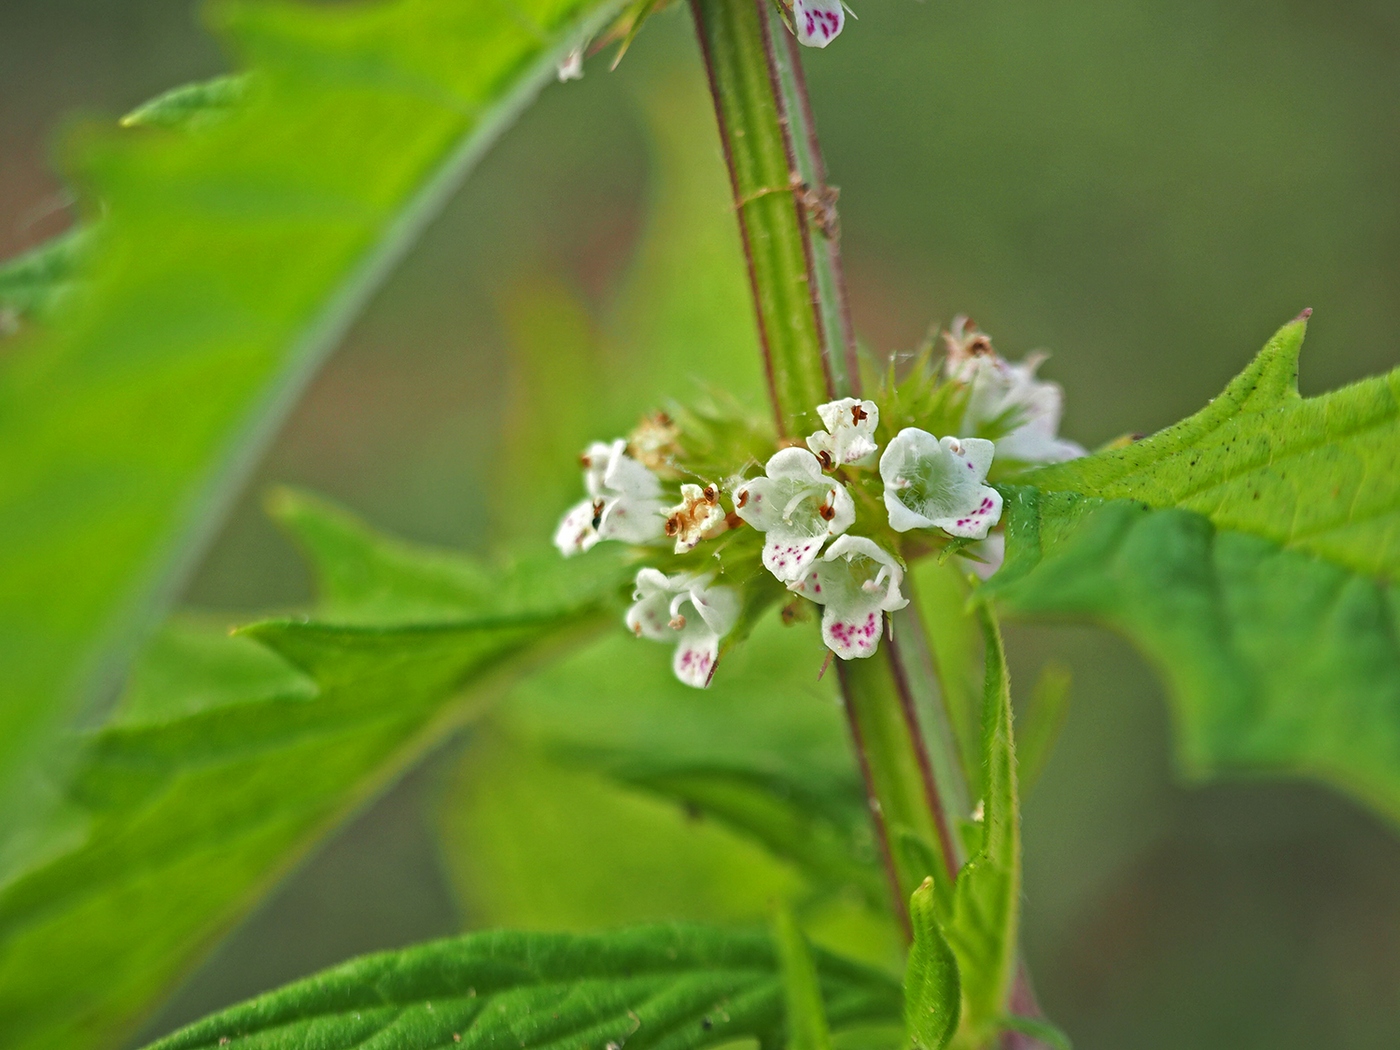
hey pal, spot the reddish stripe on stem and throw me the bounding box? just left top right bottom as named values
left=689, top=0, right=788, bottom=433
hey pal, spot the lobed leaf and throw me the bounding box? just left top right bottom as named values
left=990, top=488, right=1400, bottom=820
left=0, top=497, right=627, bottom=1050
left=138, top=924, right=902, bottom=1050
left=0, top=0, right=627, bottom=871
left=991, top=318, right=1400, bottom=822
left=1022, top=316, right=1400, bottom=581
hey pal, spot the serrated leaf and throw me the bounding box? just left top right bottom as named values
left=268, top=487, right=629, bottom=625
left=139, top=924, right=902, bottom=1050
left=941, top=608, right=1019, bottom=1048
left=903, top=879, right=959, bottom=1050
left=0, top=498, right=624, bottom=1050
left=990, top=319, right=1400, bottom=823
left=1022, top=316, right=1399, bottom=581
left=0, top=0, right=627, bottom=868
left=989, top=488, right=1400, bottom=820
left=119, top=74, right=250, bottom=130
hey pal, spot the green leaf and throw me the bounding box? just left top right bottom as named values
left=440, top=727, right=808, bottom=932
left=0, top=498, right=625, bottom=1049
left=119, top=74, right=250, bottom=130
left=612, top=761, right=887, bottom=911
left=139, top=924, right=902, bottom=1050
left=774, top=905, right=835, bottom=1050
left=989, top=318, right=1400, bottom=823
left=903, top=878, right=959, bottom=1050
left=111, top=614, right=316, bottom=725
left=0, top=0, right=627, bottom=867
left=437, top=610, right=903, bottom=970
left=911, top=560, right=983, bottom=786
left=941, top=608, right=1019, bottom=1048
left=0, top=227, right=90, bottom=324
left=268, top=486, right=629, bottom=625
left=1021, top=316, right=1398, bottom=580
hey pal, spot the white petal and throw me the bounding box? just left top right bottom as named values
left=762, top=532, right=828, bottom=585
left=580, top=441, right=617, bottom=497
left=793, top=0, right=844, bottom=47
left=934, top=486, right=1002, bottom=539
left=625, top=567, right=677, bottom=640
left=826, top=480, right=856, bottom=535
left=805, top=430, right=838, bottom=467
left=553, top=500, right=600, bottom=556
left=666, top=483, right=728, bottom=554
left=602, top=443, right=663, bottom=499
left=821, top=605, right=884, bottom=659
left=810, top=398, right=879, bottom=466
left=689, top=582, right=741, bottom=638
left=625, top=592, right=673, bottom=640
left=672, top=629, right=720, bottom=688
left=797, top=535, right=907, bottom=660
left=879, top=428, right=1002, bottom=539
left=765, top=446, right=826, bottom=483
left=959, top=351, right=1086, bottom=467
left=735, top=448, right=853, bottom=583
left=596, top=493, right=667, bottom=544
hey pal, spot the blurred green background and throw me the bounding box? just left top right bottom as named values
left=4, top=0, right=1399, bottom=1046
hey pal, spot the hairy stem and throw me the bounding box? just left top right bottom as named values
left=691, top=0, right=838, bottom=432
left=691, top=8, right=1053, bottom=1041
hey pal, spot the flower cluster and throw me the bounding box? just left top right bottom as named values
left=553, top=328, right=1081, bottom=688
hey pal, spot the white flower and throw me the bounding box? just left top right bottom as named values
left=793, top=0, right=844, bottom=47
left=792, top=536, right=908, bottom=659
left=625, top=569, right=741, bottom=688
left=554, top=439, right=667, bottom=556
left=944, top=316, right=1085, bottom=465
left=806, top=397, right=879, bottom=469
left=733, top=447, right=855, bottom=584
left=879, top=429, right=1002, bottom=539
left=664, top=483, right=729, bottom=554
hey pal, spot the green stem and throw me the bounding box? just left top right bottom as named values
left=692, top=0, right=968, bottom=906
left=766, top=23, right=859, bottom=394
left=836, top=656, right=951, bottom=931
left=691, top=0, right=836, bottom=432
left=692, top=10, right=1054, bottom=1041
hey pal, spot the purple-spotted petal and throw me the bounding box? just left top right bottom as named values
left=793, top=0, right=845, bottom=48
left=879, top=429, right=1002, bottom=540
